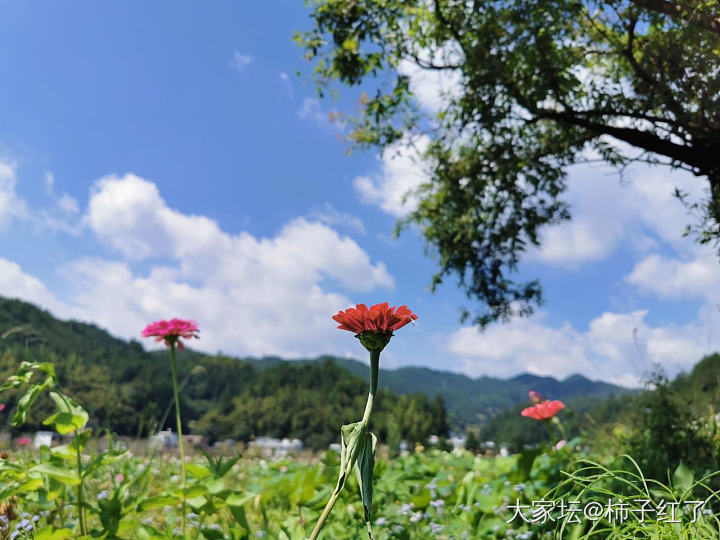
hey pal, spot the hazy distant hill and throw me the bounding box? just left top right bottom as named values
left=301, top=356, right=629, bottom=426
left=171, top=354, right=630, bottom=427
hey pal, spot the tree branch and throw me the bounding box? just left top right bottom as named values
left=629, top=0, right=720, bottom=36
left=537, top=109, right=706, bottom=171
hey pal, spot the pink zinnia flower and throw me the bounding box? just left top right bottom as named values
left=521, top=400, right=565, bottom=421
left=0, top=403, right=5, bottom=412
left=528, top=390, right=544, bottom=404
left=332, top=303, right=417, bottom=334
left=115, top=473, right=124, bottom=483
left=141, top=318, right=199, bottom=350
left=16, top=437, right=31, bottom=446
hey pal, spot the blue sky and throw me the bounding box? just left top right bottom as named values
left=0, top=2, right=718, bottom=386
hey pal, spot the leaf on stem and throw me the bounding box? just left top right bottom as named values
left=355, top=431, right=377, bottom=539
left=335, top=421, right=367, bottom=496
left=43, top=391, right=89, bottom=435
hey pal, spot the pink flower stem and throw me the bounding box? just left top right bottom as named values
left=74, top=427, right=87, bottom=536
left=169, top=342, right=186, bottom=535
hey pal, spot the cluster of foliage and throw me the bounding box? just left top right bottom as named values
left=2, top=426, right=719, bottom=539
left=480, top=353, right=720, bottom=497
left=480, top=393, right=631, bottom=451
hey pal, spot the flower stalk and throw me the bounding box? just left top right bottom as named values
left=169, top=342, right=187, bottom=534
left=309, top=350, right=380, bottom=540
left=74, top=428, right=87, bottom=536
left=141, top=318, right=199, bottom=537
left=310, top=303, right=417, bottom=540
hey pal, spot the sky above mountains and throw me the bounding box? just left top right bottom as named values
left=0, top=1, right=718, bottom=387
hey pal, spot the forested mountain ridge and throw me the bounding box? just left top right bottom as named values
left=314, top=357, right=628, bottom=426
left=0, top=296, right=627, bottom=446
left=0, top=297, right=446, bottom=448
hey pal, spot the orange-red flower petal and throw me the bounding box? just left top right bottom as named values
left=521, top=400, right=565, bottom=421
left=332, top=303, right=418, bottom=334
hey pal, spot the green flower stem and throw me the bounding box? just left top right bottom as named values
left=169, top=343, right=186, bottom=535
left=74, top=428, right=87, bottom=536
left=309, top=349, right=380, bottom=540
left=551, top=416, right=567, bottom=441
left=361, top=350, right=380, bottom=425
left=543, top=419, right=555, bottom=443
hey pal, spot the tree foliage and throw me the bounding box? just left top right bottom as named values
left=296, top=0, right=720, bottom=325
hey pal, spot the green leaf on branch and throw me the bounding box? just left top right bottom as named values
left=673, top=462, right=694, bottom=495
left=334, top=421, right=367, bottom=497
left=30, top=463, right=80, bottom=485
left=355, top=431, right=377, bottom=540
left=139, top=494, right=181, bottom=510
left=43, top=391, right=89, bottom=434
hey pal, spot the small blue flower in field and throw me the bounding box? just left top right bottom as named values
left=97, top=490, right=109, bottom=500
left=187, top=512, right=198, bottom=519
left=410, top=512, right=422, bottom=523
left=430, top=499, right=444, bottom=508
left=255, top=532, right=265, bottom=538
left=430, top=522, right=442, bottom=533
left=375, top=517, right=387, bottom=526
left=400, top=502, right=414, bottom=515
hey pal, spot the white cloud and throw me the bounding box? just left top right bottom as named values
left=0, top=160, right=27, bottom=230
left=0, top=258, right=71, bottom=317
left=626, top=253, right=720, bottom=302
left=309, top=203, right=365, bottom=234
left=37, top=172, right=82, bottom=234
left=45, top=172, right=79, bottom=215
left=63, top=173, right=393, bottom=356
left=229, top=52, right=253, bottom=72
left=297, top=98, right=326, bottom=124
left=279, top=72, right=294, bottom=100
left=447, top=309, right=715, bottom=385
left=354, top=136, right=429, bottom=217
left=524, top=162, right=707, bottom=267
left=398, top=45, right=463, bottom=114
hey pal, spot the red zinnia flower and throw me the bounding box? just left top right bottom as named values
left=16, top=437, right=31, bottom=447
left=0, top=403, right=5, bottom=412
left=521, top=400, right=565, bottom=421
left=332, top=303, right=417, bottom=334
left=141, top=318, right=200, bottom=350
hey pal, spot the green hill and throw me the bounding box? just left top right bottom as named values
left=309, top=356, right=628, bottom=426
left=0, top=295, right=628, bottom=446
left=0, top=297, right=447, bottom=448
